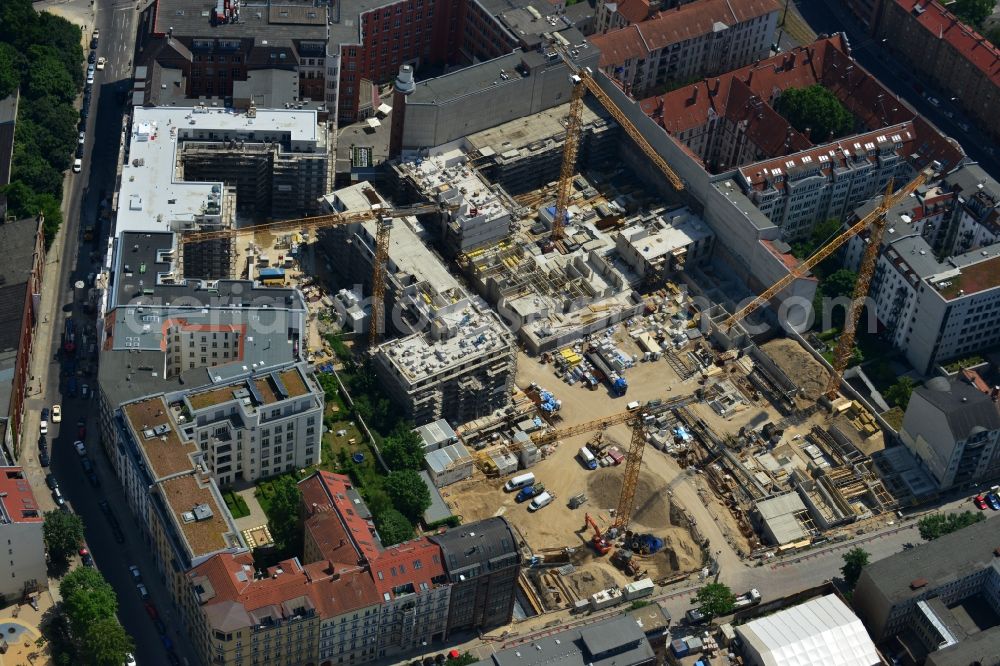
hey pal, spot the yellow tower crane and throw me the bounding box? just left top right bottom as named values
left=720, top=168, right=932, bottom=399
left=548, top=48, right=684, bottom=246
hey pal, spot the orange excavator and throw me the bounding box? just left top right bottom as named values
left=585, top=513, right=612, bottom=555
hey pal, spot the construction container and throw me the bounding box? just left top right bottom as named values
left=519, top=439, right=540, bottom=468
left=686, top=636, right=704, bottom=653
left=589, top=587, right=625, bottom=611
left=670, top=639, right=689, bottom=658
left=624, top=578, right=654, bottom=601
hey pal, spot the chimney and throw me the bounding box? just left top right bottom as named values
left=388, top=65, right=416, bottom=158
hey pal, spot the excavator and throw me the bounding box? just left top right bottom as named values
left=585, top=513, right=612, bottom=555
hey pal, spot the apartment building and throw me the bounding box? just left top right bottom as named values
left=874, top=0, right=1000, bottom=143
left=188, top=471, right=520, bottom=666
left=590, top=0, right=780, bottom=98
left=898, top=375, right=1000, bottom=491
left=853, top=517, right=1000, bottom=661
left=0, top=467, right=44, bottom=603
left=0, top=215, right=44, bottom=460
left=843, top=165, right=1000, bottom=373
left=738, top=125, right=913, bottom=240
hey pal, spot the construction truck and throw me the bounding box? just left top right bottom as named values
left=515, top=483, right=546, bottom=503
left=734, top=588, right=762, bottom=609
left=586, top=351, right=628, bottom=396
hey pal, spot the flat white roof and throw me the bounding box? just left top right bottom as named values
left=736, top=595, right=880, bottom=666
left=116, top=106, right=320, bottom=236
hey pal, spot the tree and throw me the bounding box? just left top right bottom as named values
left=42, top=510, right=84, bottom=564
left=0, top=43, right=19, bottom=97
left=59, top=567, right=119, bottom=638
left=445, top=653, right=479, bottom=666
left=918, top=511, right=985, bottom=541
left=775, top=85, right=854, bottom=143
left=80, top=617, right=134, bottom=666
left=384, top=470, right=431, bottom=522
left=840, top=547, right=870, bottom=591
left=814, top=268, right=859, bottom=330
left=886, top=376, right=916, bottom=409
left=951, top=0, right=993, bottom=26
left=375, top=507, right=415, bottom=546
left=265, top=475, right=302, bottom=551
left=695, top=582, right=736, bottom=619
left=986, top=26, right=1000, bottom=48
left=792, top=218, right=843, bottom=259
left=24, top=45, right=75, bottom=103
left=382, top=423, right=425, bottom=471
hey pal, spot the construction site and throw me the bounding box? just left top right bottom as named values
left=163, top=52, right=920, bottom=623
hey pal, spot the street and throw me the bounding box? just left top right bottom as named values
left=16, top=0, right=198, bottom=663
left=790, top=0, right=1000, bottom=177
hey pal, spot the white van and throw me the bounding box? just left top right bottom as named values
left=626, top=400, right=641, bottom=411
left=528, top=491, right=553, bottom=512
left=504, top=472, right=536, bottom=492
left=578, top=446, right=597, bottom=470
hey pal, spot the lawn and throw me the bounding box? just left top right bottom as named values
left=223, top=490, right=250, bottom=519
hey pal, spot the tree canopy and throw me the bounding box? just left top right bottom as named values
left=43, top=510, right=84, bottom=564
left=775, top=85, right=854, bottom=144
left=918, top=511, right=985, bottom=541
left=840, top=547, right=870, bottom=591
left=952, top=0, right=993, bottom=27
left=886, top=376, right=916, bottom=409
left=382, top=423, right=425, bottom=471
left=265, top=475, right=303, bottom=553
left=58, top=568, right=133, bottom=666
left=374, top=507, right=415, bottom=546
left=0, top=0, right=83, bottom=246
left=696, top=582, right=736, bottom=619
left=385, top=470, right=431, bottom=523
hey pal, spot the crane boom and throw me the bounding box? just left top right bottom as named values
left=529, top=409, right=636, bottom=447
left=551, top=81, right=586, bottom=243
left=721, top=171, right=930, bottom=330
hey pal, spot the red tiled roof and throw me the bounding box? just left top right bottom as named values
left=300, top=471, right=381, bottom=563
left=0, top=468, right=42, bottom=523
left=639, top=35, right=965, bottom=173
left=894, top=0, right=1000, bottom=88
left=591, top=26, right=646, bottom=68
left=616, top=0, right=649, bottom=24
left=594, top=0, right=780, bottom=66
left=370, top=539, right=445, bottom=602
left=739, top=123, right=917, bottom=190
left=637, top=0, right=781, bottom=53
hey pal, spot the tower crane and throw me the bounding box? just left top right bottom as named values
left=549, top=47, right=685, bottom=246
left=178, top=200, right=449, bottom=348
left=719, top=168, right=932, bottom=399
left=530, top=395, right=690, bottom=532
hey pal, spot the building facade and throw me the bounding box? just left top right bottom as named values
left=898, top=376, right=1000, bottom=491
left=0, top=467, right=44, bottom=603
left=0, top=215, right=44, bottom=460
left=590, top=0, right=780, bottom=98
left=874, top=0, right=1000, bottom=143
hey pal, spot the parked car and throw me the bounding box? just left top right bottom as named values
left=86, top=71, right=94, bottom=85
left=154, top=617, right=167, bottom=635
left=988, top=493, right=1000, bottom=511
left=45, top=474, right=58, bottom=490
left=39, top=451, right=50, bottom=467
left=81, top=383, right=90, bottom=399
left=79, top=548, right=94, bottom=567
left=88, top=51, right=96, bottom=64
left=125, top=654, right=136, bottom=666
left=74, top=441, right=86, bottom=456
left=78, top=131, right=85, bottom=145
left=51, top=404, right=61, bottom=423
left=136, top=583, right=149, bottom=600
left=927, top=96, right=941, bottom=107
left=39, top=420, right=48, bottom=436
left=72, top=159, right=82, bottom=173
left=130, top=565, right=142, bottom=582
left=52, top=487, right=65, bottom=508
left=77, top=421, right=86, bottom=439
left=975, top=494, right=988, bottom=510
left=41, top=408, right=50, bottom=421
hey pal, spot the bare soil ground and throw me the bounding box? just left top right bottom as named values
left=760, top=338, right=831, bottom=400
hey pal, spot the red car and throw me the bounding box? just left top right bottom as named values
left=77, top=419, right=87, bottom=440
left=144, top=601, right=158, bottom=620
left=974, top=494, right=988, bottom=510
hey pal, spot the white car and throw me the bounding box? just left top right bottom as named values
left=73, top=158, right=82, bottom=173
left=136, top=583, right=149, bottom=600
left=74, top=440, right=86, bottom=456
left=96, top=57, right=106, bottom=71
left=52, top=404, right=61, bottom=423
left=78, top=131, right=85, bottom=145
left=129, top=565, right=141, bottom=581
left=86, top=72, right=94, bottom=85
left=40, top=420, right=48, bottom=436
left=927, top=96, right=941, bottom=107
left=125, top=653, right=136, bottom=666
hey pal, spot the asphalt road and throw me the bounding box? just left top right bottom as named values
left=23, top=0, right=199, bottom=663
left=790, top=0, right=1000, bottom=177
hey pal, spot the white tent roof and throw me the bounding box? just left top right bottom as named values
left=736, top=595, right=880, bottom=666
